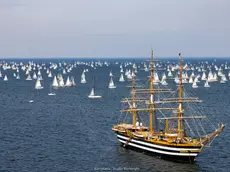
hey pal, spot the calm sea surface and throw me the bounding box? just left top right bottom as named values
left=0, top=58, right=229, bottom=172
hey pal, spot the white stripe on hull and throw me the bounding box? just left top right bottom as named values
left=118, top=139, right=197, bottom=157
left=117, top=134, right=200, bottom=152
left=117, top=134, right=199, bottom=156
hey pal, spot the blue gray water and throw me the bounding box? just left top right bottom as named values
left=0, top=58, right=229, bottom=172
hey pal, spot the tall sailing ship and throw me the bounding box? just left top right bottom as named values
left=112, top=51, right=225, bottom=163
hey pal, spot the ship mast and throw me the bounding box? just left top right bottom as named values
left=149, top=49, right=155, bottom=133
left=131, top=71, right=137, bottom=127
left=178, top=53, right=184, bottom=138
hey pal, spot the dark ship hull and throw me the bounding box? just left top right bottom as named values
left=117, top=133, right=201, bottom=163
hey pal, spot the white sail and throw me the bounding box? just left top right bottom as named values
left=89, top=88, right=95, bottom=96
left=168, top=70, right=173, bottom=77
left=37, top=70, right=41, bottom=76
left=33, top=72, right=37, bottom=79
left=26, top=73, right=32, bottom=80
left=188, top=76, right=193, bottom=83
left=174, top=75, right=179, bottom=84
left=81, top=71, right=87, bottom=83
left=119, top=73, right=125, bottom=82
left=3, top=75, right=8, bottom=81
left=192, top=81, right=198, bottom=88
left=58, top=74, right=65, bottom=87
left=109, top=71, right=113, bottom=77
left=38, top=75, right=43, bottom=80
left=201, top=72, right=207, bottom=80
left=204, top=80, right=210, bottom=87
left=109, top=77, right=116, bottom=89
left=48, top=71, right=52, bottom=77
left=16, top=73, right=20, bottom=79
left=71, top=76, right=76, bottom=86
left=161, top=79, right=168, bottom=86
left=220, top=76, right=226, bottom=83
left=52, top=76, right=59, bottom=88
left=35, top=78, right=43, bottom=89
left=63, top=69, right=67, bottom=75
left=88, top=85, right=102, bottom=98
left=154, top=72, right=160, bottom=83
left=162, top=73, right=167, bottom=80
left=58, top=78, right=65, bottom=87
left=65, top=76, right=72, bottom=86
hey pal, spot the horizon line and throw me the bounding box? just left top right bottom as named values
left=0, top=56, right=230, bottom=59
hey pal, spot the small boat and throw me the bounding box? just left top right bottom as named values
left=48, top=71, right=52, bottom=77
left=161, top=79, right=168, bottom=86
left=88, top=77, right=102, bottom=98
left=204, top=80, right=210, bottom=87
left=119, top=73, right=125, bottom=82
left=192, top=81, right=198, bottom=88
left=52, top=76, right=59, bottom=88
left=26, top=73, right=32, bottom=80
left=35, top=78, right=43, bottom=89
left=81, top=71, right=87, bottom=84
left=33, top=72, right=37, bottom=79
left=3, top=75, right=8, bottom=81
left=65, top=76, right=72, bottom=87
left=29, top=100, right=34, bottom=103
left=58, top=74, right=65, bottom=87
left=71, top=76, right=76, bottom=86
left=16, top=73, right=20, bottom=79
left=108, top=76, right=116, bottom=89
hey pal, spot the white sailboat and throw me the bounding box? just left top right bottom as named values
left=192, top=81, right=198, bottom=88
left=71, top=76, right=76, bottom=86
left=88, top=77, right=102, bottom=98
left=88, top=88, right=100, bottom=98
left=119, top=73, right=125, bottom=82
left=35, top=78, right=43, bottom=89
left=161, top=79, right=168, bottom=86
left=220, top=76, right=226, bottom=84
left=188, top=76, right=193, bottom=83
left=16, top=72, right=20, bottom=79
left=201, top=72, right=207, bottom=80
left=58, top=74, right=65, bottom=87
left=168, top=70, right=173, bottom=77
left=33, top=72, right=37, bottom=79
left=63, top=69, right=67, bottom=75
left=3, top=75, right=8, bottom=81
left=108, top=76, right=116, bottom=89
left=48, top=71, right=52, bottom=77
left=126, top=72, right=132, bottom=79
left=26, top=73, right=32, bottom=80
left=204, top=80, right=210, bottom=87
left=65, top=76, right=72, bottom=87
left=52, top=76, right=59, bottom=88
left=81, top=71, right=87, bottom=83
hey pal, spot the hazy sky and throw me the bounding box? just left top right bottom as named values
left=0, top=0, right=229, bottom=58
